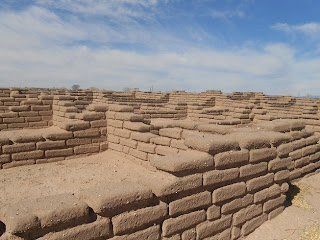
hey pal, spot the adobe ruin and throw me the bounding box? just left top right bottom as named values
left=1, top=88, right=320, bottom=239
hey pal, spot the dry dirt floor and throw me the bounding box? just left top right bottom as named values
left=246, top=171, right=320, bottom=240
left=0, top=150, right=167, bottom=206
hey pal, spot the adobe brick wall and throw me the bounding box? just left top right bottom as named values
left=2, top=89, right=320, bottom=239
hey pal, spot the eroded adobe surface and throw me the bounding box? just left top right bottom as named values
left=1, top=88, right=320, bottom=240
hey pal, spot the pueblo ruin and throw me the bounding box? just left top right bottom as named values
left=1, top=88, right=320, bottom=240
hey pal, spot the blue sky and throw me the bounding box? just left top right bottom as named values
left=1, top=0, right=320, bottom=96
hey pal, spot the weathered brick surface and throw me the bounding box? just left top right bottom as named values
left=112, top=202, right=167, bottom=235
left=212, top=182, right=246, bottom=203
left=169, top=191, right=211, bottom=215
left=196, top=215, right=232, bottom=239
left=162, top=210, right=206, bottom=237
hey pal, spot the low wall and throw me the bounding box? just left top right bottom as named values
left=1, top=89, right=320, bottom=239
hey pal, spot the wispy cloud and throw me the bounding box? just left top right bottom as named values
left=209, top=10, right=245, bottom=20
left=271, top=22, right=320, bottom=38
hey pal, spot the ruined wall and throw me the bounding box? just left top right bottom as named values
left=2, top=88, right=320, bottom=240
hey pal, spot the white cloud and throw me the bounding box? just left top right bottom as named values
left=1, top=4, right=320, bottom=96
left=271, top=22, right=320, bottom=38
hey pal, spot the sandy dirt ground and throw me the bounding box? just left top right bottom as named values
left=246, top=171, right=320, bottom=240
left=0, top=150, right=165, bottom=206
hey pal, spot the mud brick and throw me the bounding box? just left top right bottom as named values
left=114, top=112, right=144, bottom=122
left=212, top=182, right=246, bottom=203
left=25, top=116, right=41, bottom=122
left=36, top=157, right=65, bottom=164
left=254, top=184, right=281, bottom=203
left=222, top=194, right=253, bottom=214
left=31, top=105, right=51, bottom=111
left=0, top=97, right=14, bottom=102
left=4, top=102, right=19, bottom=106
left=131, top=132, right=157, bottom=143
left=292, top=138, right=307, bottom=150
left=207, top=205, right=221, bottom=220
left=77, top=181, right=152, bottom=216
left=109, top=225, right=160, bottom=240
left=203, top=168, right=239, bottom=186
left=268, top=206, right=284, bottom=220
left=240, top=162, right=267, bottom=178
left=123, top=121, right=151, bottom=132
left=155, top=145, right=179, bottom=156
left=39, top=110, right=52, bottom=116
left=42, top=115, right=52, bottom=121
left=91, top=136, right=108, bottom=143
left=289, top=149, right=302, bottom=160
left=106, top=126, right=115, bottom=134
left=2, top=160, right=35, bottom=169
left=181, top=228, right=196, bottom=240
left=162, top=210, right=206, bottom=237
left=77, top=112, right=105, bottom=121
left=0, top=124, right=8, bottom=130
left=196, top=215, right=232, bottom=239
left=44, top=131, right=73, bottom=140
left=159, top=128, right=183, bottom=139
left=114, top=128, right=131, bottom=138
left=250, top=148, right=277, bottom=163
left=106, top=111, right=116, bottom=119
left=129, top=148, right=148, bottom=160
left=263, top=195, right=286, bottom=213
left=3, top=143, right=35, bottom=154
left=74, top=129, right=100, bottom=138
left=151, top=150, right=213, bottom=173
left=246, top=173, right=274, bottom=192
left=108, top=142, right=123, bottom=152
left=3, top=118, right=24, bottom=123
left=12, top=150, right=44, bottom=161
left=214, top=150, right=248, bottom=169
left=29, top=122, right=49, bottom=127
left=268, top=157, right=292, bottom=171
left=0, top=112, right=18, bottom=118
left=309, top=152, right=320, bottom=162
left=120, top=138, right=138, bottom=148
left=90, top=120, right=107, bottom=128
left=305, top=136, right=319, bottom=145
left=281, top=182, right=289, bottom=193
left=100, top=127, right=107, bottom=135
left=169, top=191, right=211, bottom=216
left=277, top=142, right=294, bottom=157
left=241, top=214, right=268, bottom=236
left=289, top=169, right=302, bottom=180
left=137, top=142, right=156, bottom=153
left=45, top=148, right=73, bottom=158
left=170, top=139, right=188, bottom=150
left=302, top=145, right=318, bottom=156
left=0, top=154, right=10, bottom=164
left=274, top=170, right=290, bottom=182
left=60, top=121, right=90, bottom=131
left=295, top=156, right=310, bottom=168
left=302, top=163, right=316, bottom=174
left=185, top=135, right=239, bottom=154
left=109, top=105, right=133, bottom=112
left=38, top=217, right=111, bottom=240
left=21, top=100, right=43, bottom=105
left=151, top=137, right=171, bottom=146
left=18, top=111, right=38, bottom=117
left=67, top=138, right=91, bottom=146
left=112, top=202, right=167, bottom=235
left=74, top=144, right=100, bottom=154
left=181, top=129, right=202, bottom=139
left=233, top=204, right=262, bottom=226
left=59, top=106, right=78, bottom=113
left=108, top=134, right=120, bottom=144
left=232, top=227, right=241, bottom=240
